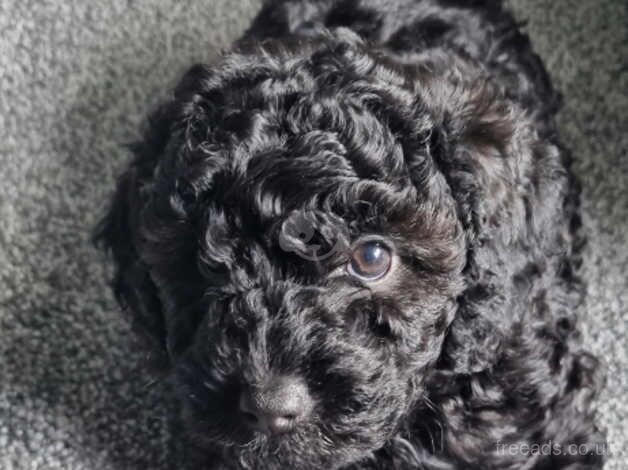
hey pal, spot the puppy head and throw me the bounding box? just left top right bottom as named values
left=96, top=30, right=514, bottom=469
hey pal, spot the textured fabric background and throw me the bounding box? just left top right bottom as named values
left=0, top=1, right=625, bottom=468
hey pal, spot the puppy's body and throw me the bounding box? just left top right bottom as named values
left=97, top=1, right=605, bottom=469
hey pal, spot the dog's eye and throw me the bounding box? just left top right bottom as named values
left=347, top=240, right=392, bottom=281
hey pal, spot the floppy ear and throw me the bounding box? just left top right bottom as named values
left=94, top=64, right=222, bottom=369
left=93, top=90, right=184, bottom=370
left=94, top=164, right=170, bottom=371
left=418, top=71, right=556, bottom=374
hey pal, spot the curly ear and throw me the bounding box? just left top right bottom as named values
left=94, top=165, right=169, bottom=371
left=94, top=66, right=217, bottom=369
left=420, top=66, right=574, bottom=374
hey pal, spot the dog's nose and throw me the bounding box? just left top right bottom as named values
left=239, top=376, right=312, bottom=434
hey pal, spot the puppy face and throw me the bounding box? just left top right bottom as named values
left=174, top=179, right=464, bottom=468
left=101, top=33, right=470, bottom=469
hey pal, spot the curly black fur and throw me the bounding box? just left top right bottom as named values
left=95, top=1, right=606, bottom=468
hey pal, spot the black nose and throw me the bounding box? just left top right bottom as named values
left=239, top=376, right=313, bottom=434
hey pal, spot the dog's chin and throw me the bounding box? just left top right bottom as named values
left=194, top=423, right=381, bottom=470
left=227, top=433, right=371, bottom=470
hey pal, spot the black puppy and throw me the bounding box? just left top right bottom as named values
left=96, top=0, right=606, bottom=468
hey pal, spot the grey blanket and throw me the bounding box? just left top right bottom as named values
left=1, top=1, right=626, bottom=468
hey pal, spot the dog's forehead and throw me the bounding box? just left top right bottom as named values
left=164, top=44, right=441, bottom=264
left=190, top=133, right=423, bottom=265
left=203, top=129, right=420, bottom=229
left=172, top=44, right=430, bottom=198
left=179, top=96, right=419, bottom=224
left=209, top=160, right=418, bottom=236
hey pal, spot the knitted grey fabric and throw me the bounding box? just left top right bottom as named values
left=0, top=1, right=625, bottom=468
